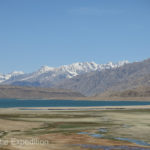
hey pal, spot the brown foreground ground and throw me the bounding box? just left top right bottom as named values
left=0, top=106, right=150, bottom=150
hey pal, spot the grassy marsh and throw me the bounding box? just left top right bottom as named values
left=0, top=107, right=149, bottom=149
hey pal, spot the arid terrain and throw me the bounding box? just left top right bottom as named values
left=1, top=85, right=150, bottom=101
left=0, top=86, right=84, bottom=100
left=0, top=106, right=150, bottom=150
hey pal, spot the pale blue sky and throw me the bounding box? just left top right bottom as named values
left=0, top=0, right=150, bottom=73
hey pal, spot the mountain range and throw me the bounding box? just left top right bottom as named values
left=1, top=58, right=150, bottom=99
left=56, top=58, right=150, bottom=96
left=0, top=61, right=128, bottom=87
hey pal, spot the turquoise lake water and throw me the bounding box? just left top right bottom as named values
left=0, top=99, right=150, bottom=108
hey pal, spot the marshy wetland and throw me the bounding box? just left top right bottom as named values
left=0, top=106, right=150, bottom=150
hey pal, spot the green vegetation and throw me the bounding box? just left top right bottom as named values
left=0, top=108, right=150, bottom=147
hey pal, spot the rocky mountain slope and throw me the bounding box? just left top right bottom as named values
left=1, top=59, right=150, bottom=99
left=1, top=61, right=128, bottom=87
left=90, top=85, right=150, bottom=100
left=110, top=86, right=150, bottom=97
left=0, top=71, right=24, bottom=83
left=55, top=58, right=150, bottom=96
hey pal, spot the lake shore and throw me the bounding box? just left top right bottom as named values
left=4, top=96, right=150, bottom=101
left=82, top=96, right=150, bottom=101
left=0, top=105, right=150, bottom=113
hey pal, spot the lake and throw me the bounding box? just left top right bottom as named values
left=0, top=99, right=150, bottom=108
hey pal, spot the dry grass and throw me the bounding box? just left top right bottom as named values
left=0, top=107, right=150, bottom=150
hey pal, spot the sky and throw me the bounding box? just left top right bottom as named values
left=0, top=0, right=150, bottom=73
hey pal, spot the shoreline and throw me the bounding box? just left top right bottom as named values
left=1, top=96, right=150, bottom=101
left=0, top=105, right=150, bottom=113
left=1, top=97, right=150, bottom=101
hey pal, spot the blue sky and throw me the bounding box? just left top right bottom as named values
left=0, top=0, right=150, bottom=73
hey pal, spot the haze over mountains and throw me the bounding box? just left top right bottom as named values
left=1, top=58, right=150, bottom=99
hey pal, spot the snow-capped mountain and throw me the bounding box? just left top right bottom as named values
left=1, top=61, right=129, bottom=86
left=0, top=71, right=24, bottom=83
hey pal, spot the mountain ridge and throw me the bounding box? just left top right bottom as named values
left=1, top=58, right=150, bottom=99
left=55, top=58, right=150, bottom=96
left=1, top=61, right=129, bottom=86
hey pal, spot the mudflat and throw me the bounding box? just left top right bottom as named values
left=0, top=106, right=150, bottom=150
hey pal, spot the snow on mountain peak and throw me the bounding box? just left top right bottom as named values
left=103, top=61, right=129, bottom=69
left=0, top=60, right=129, bottom=84
left=10, top=71, right=24, bottom=76
left=38, top=66, right=54, bottom=74
left=0, top=71, right=24, bottom=83
left=117, top=60, right=129, bottom=66
left=60, top=62, right=99, bottom=74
